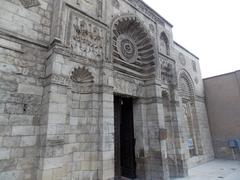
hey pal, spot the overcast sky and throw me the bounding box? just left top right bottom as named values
left=144, top=0, right=240, bottom=78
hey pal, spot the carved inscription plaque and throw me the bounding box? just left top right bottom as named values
left=67, top=11, right=105, bottom=60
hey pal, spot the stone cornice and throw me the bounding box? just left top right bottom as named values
left=0, top=28, right=48, bottom=49
left=124, top=0, right=173, bottom=27
left=174, top=41, right=199, bottom=60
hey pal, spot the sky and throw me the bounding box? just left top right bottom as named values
left=143, top=0, right=240, bottom=78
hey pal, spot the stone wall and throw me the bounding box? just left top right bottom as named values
left=173, top=43, right=214, bottom=168
left=0, top=0, right=52, bottom=179
left=204, top=71, right=240, bottom=160
left=0, top=32, right=46, bottom=180
left=0, top=0, right=52, bottom=44
left=0, top=0, right=214, bottom=179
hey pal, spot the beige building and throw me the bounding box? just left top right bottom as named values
left=204, top=70, right=240, bottom=161
left=0, top=0, right=214, bottom=179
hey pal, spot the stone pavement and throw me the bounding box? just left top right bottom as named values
left=172, top=159, right=240, bottom=180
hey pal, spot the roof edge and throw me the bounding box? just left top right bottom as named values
left=203, top=70, right=240, bottom=80
left=140, top=0, right=173, bottom=27
left=174, top=41, right=199, bottom=59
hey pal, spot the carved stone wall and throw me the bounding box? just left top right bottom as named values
left=66, top=9, right=106, bottom=61
left=0, top=0, right=214, bottom=179
left=179, top=71, right=203, bottom=160
left=112, top=15, right=156, bottom=79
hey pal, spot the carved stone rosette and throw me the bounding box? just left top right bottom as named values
left=112, top=15, right=156, bottom=78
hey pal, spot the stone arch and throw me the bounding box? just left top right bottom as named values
left=179, top=70, right=195, bottom=100
left=160, top=31, right=170, bottom=55
left=111, top=14, right=156, bottom=78
left=178, top=70, right=202, bottom=157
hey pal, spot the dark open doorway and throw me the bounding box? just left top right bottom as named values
left=114, top=96, right=136, bottom=179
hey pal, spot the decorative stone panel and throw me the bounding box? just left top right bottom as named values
left=112, top=15, right=156, bottom=79
left=70, top=66, right=94, bottom=83
left=66, top=8, right=107, bottom=61
left=160, top=55, right=176, bottom=85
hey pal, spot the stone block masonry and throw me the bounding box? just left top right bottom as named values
left=0, top=0, right=214, bottom=179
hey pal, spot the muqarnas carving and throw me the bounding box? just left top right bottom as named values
left=70, top=67, right=94, bottom=83
left=69, top=13, right=104, bottom=60
left=112, top=16, right=156, bottom=78
left=19, top=0, right=40, bottom=8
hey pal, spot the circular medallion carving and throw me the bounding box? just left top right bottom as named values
left=179, top=53, right=186, bottom=66
left=117, top=34, right=137, bottom=63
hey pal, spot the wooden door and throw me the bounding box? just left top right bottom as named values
left=114, top=96, right=136, bottom=179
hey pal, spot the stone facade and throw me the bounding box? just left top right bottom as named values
left=204, top=71, right=240, bottom=161
left=0, top=0, right=214, bottom=179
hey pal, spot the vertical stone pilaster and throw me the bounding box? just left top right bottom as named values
left=98, top=63, right=115, bottom=180
left=133, top=99, right=147, bottom=179
left=37, top=52, right=69, bottom=180
left=143, top=81, right=169, bottom=180
left=169, top=89, right=188, bottom=177
left=98, top=91, right=115, bottom=180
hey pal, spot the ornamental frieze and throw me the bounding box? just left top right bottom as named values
left=124, top=0, right=166, bottom=26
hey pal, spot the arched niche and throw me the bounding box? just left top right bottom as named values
left=178, top=70, right=202, bottom=157
left=160, top=32, right=170, bottom=56
left=111, top=15, right=156, bottom=79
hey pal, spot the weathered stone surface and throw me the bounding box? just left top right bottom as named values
left=17, top=84, right=43, bottom=96
left=0, top=0, right=214, bottom=180
left=12, top=126, right=35, bottom=136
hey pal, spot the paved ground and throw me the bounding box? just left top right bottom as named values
left=172, top=159, right=240, bottom=180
